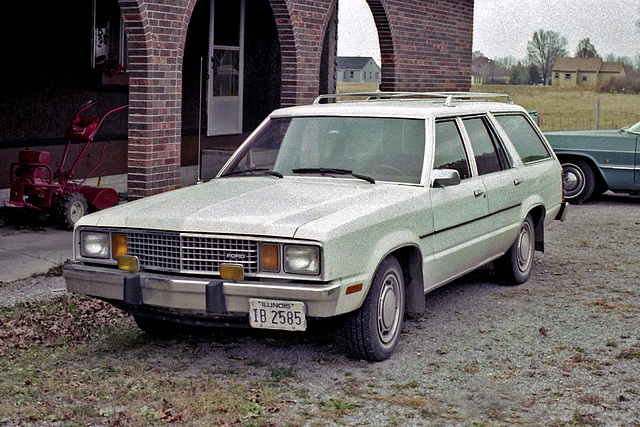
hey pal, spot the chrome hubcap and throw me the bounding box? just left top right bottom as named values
left=517, top=220, right=533, bottom=273
left=562, top=164, right=585, bottom=198
left=377, top=271, right=402, bottom=346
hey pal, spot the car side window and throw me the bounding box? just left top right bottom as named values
left=462, top=117, right=509, bottom=175
left=493, top=114, right=552, bottom=163
left=434, top=120, right=471, bottom=179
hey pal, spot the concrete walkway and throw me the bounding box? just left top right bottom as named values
left=0, top=227, right=72, bottom=283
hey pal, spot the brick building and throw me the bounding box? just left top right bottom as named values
left=0, top=0, right=474, bottom=201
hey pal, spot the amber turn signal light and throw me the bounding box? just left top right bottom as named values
left=261, top=243, right=280, bottom=272
left=112, top=234, right=127, bottom=259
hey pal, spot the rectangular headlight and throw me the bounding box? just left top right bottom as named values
left=283, top=245, right=320, bottom=275
left=80, top=231, right=110, bottom=259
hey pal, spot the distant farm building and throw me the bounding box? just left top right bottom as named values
left=552, top=57, right=626, bottom=87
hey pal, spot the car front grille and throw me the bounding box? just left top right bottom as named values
left=127, top=231, right=260, bottom=274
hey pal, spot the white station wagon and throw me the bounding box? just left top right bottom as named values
left=64, top=92, right=567, bottom=361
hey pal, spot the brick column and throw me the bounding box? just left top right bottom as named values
left=377, top=0, right=474, bottom=92
left=119, top=0, right=196, bottom=199
left=271, top=0, right=337, bottom=106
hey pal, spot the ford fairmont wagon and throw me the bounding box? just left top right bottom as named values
left=64, top=92, right=567, bottom=361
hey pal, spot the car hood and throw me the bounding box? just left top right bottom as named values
left=77, top=176, right=423, bottom=239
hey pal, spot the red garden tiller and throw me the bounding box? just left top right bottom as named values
left=6, top=101, right=128, bottom=229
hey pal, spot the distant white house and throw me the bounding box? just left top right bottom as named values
left=337, top=57, right=381, bottom=83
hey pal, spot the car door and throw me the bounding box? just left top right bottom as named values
left=427, top=118, right=491, bottom=289
left=460, top=116, right=523, bottom=253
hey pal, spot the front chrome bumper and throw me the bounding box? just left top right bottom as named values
left=64, top=263, right=342, bottom=318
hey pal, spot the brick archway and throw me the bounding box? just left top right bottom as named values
left=268, top=0, right=298, bottom=107
left=119, top=0, right=197, bottom=199
left=365, top=0, right=395, bottom=91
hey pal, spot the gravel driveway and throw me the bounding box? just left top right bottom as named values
left=1, top=193, right=639, bottom=426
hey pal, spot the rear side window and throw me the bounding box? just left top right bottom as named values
left=434, top=120, right=471, bottom=179
left=462, top=117, right=509, bottom=175
left=494, top=114, right=552, bottom=164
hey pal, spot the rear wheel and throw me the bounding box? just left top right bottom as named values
left=494, top=214, right=535, bottom=286
left=55, top=191, right=88, bottom=230
left=562, top=160, right=596, bottom=204
left=344, top=256, right=405, bottom=361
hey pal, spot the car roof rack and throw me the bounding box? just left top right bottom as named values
left=313, top=91, right=514, bottom=106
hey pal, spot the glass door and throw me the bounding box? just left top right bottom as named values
left=208, top=0, right=245, bottom=136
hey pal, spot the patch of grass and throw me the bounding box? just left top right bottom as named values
left=270, top=364, right=295, bottom=383
left=319, top=397, right=356, bottom=413
left=472, top=85, right=640, bottom=131
left=0, top=296, right=303, bottom=427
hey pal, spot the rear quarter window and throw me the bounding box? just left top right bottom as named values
left=494, top=114, right=552, bottom=164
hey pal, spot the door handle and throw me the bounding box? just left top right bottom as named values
left=513, top=179, right=523, bottom=186
left=474, top=189, right=485, bottom=197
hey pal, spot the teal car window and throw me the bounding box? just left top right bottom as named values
left=494, top=114, right=552, bottom=164
left=626, top=121, right=640, bottom=134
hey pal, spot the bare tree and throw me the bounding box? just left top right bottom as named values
left=575, top=38, right=598, bottom=58
left=527, top=29, right=568, bottom=85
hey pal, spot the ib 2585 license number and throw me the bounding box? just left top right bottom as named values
left=249, top=298, right=306, bottom=331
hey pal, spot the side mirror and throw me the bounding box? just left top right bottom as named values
left=431, top=169, right=461, bottom=187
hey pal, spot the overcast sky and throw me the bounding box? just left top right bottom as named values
left=338, top=0, right=640, bottom=64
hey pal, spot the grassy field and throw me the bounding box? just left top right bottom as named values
left=336, top=82, right=380, bottom=94
left=472, top=85, right=640, bottom=131
left=338, top=83, right=640, bottom=131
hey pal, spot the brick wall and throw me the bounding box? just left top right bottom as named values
left=370, top=0, right=474, bottom=92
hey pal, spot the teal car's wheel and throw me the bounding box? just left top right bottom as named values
left=344, top=256, right=405, bottom=361
left=562, top=159, right=596, bottom=204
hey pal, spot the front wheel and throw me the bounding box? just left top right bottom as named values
left=562, top=160, right=596, bottom=204
left=494, top=214, right=535, bottom=286
left=344, top=256, right=405, bottom=361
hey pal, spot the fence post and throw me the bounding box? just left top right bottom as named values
left=595, top=99, right=600, bottom=130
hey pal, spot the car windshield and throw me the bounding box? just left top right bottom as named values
left=222, top=116, right=426, bottom=184
left=625, top=121, right=640, bottom=134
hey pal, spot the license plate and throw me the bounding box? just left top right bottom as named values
left=249, top=298, right=306, bottom=331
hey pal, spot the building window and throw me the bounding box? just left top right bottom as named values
left=564, top=73, right=571, bottom=80
left=581, top=73, right=588, bottom=82
left=92, top=0, right=127, bottom=72
left=554, top=72, right=559, bottom=79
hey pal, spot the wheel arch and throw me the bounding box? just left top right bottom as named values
left=526, top=204, right=546, bottom=253
left=387, top=245, right=425, bottom=315
left=556, top=153, right=608, bottom=189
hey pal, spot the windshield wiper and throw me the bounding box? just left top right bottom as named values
left=292, top=167, right=375, bottom=184
left=220, top=168, right=283, bottom=178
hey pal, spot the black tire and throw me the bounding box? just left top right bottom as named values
left=344, top=256, right=405, bottom=361
left=562, top=159, right=596, bottom=204
left=494, top=214, right=535, bottom=286
left=55, top=191, right=88, bottom=230
left=133, top=315, right=182, bottom=337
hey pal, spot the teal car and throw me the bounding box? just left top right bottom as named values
left=545, top=121, right=640, bottom=204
